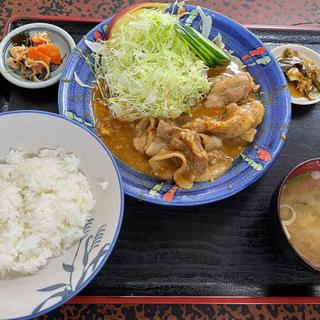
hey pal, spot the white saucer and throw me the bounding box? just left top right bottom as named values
left=272, top=44, right=320, bottom=105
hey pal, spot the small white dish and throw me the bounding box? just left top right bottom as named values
left=272, top=44, right=320, bottom=105
left=0, top=111, right=123, bottom=320
left=0, top=23, right=75, bottom=89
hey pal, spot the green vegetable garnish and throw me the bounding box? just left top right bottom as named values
left=174, top=23, right=231, bottom=67
left=94, top=9, right=211, bottom=121
left=11, top=31, right=31, bottom=46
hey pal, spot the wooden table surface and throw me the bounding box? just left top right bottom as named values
left=0, top=0, right=320, bottom=36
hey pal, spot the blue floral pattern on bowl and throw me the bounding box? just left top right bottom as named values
left=33, top=218, right=109, bottom=314
left=58, top=4, right=291, bottom=206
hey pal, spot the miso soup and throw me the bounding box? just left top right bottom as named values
left=280, top=171, right=320, bottom=267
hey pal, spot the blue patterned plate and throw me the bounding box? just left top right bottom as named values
left=58, top=4, right=291, bottom=206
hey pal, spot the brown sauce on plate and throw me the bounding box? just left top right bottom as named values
left=93, top=89, right=248, bottom=177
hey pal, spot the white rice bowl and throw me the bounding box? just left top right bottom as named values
left=0, top=111, right=123, bottom=320
left=0, top=148, right=95, bottom=276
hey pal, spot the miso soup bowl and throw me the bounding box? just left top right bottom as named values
left=271, top=158, right=320, bottom=272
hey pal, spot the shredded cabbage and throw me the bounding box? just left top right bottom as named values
left=94, top=9, right=211, bottom=121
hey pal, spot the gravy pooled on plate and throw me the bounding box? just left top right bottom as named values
left=280, top=171, right=320, bottom=267
left=93, top=62, right=264, bottom=189
left=94, top=90, right=248, bottom=178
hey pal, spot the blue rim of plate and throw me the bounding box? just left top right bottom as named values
left=58, top=4, right=291, bottom=206
left=0, top=110, right=124, bottom=320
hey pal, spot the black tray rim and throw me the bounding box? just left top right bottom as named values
left=4, top=14, right=320, bottom=38
left=3, top=15, right=320, bottom=303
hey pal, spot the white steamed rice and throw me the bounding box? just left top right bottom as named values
left=0, top=148, right=95, bottom=276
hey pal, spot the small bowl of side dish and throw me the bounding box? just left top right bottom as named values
left=272, top=44, right=320, bottom=105
left=0, top=111, right=123, bottom=320
left=273, top=158, right=320, bottom=272
left=0, top=23, right=75, bottom=89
